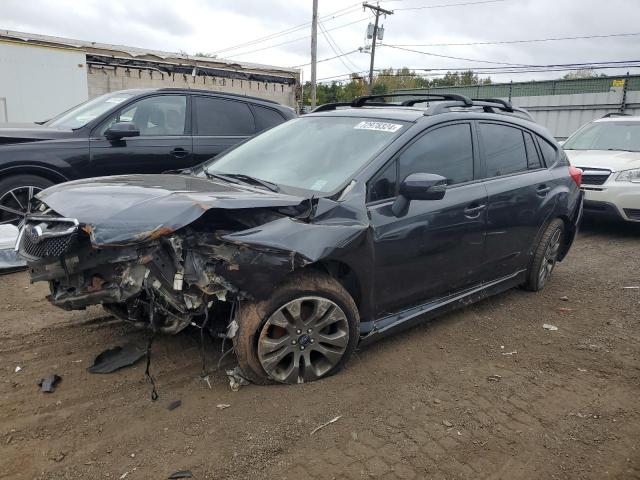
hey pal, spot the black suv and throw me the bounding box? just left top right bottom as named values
left=18, top=94, right=583, bottom=385
left=0, top=88, right=296, bottom=225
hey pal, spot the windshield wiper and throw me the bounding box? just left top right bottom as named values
left=218, top=173, right=280, bottom=192
left=204, top=171, right=280, bottom=192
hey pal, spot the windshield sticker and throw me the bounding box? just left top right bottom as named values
left=310, top=179, right=328, bottom=191
left=354, top=121, right=403, bottom=133
left=105, top=97, right=128, bottom=104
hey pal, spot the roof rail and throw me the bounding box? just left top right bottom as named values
left=354, top=93, right=473, bottom=107
left=472, top=98, right=513, bottom=112
left=602, top=112, right=632, bottom=118
left=309, top=93, right=535, bottom=122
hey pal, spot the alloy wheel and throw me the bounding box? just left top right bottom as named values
left=538, top=228, right=562, bottom=286
left=257, top=296, right=350, bottom=384
left=0, top=186, right=42, bottom=225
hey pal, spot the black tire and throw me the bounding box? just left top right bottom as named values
left=0, top=174, right=54, bottom=224
left=233, top=271, right=359, bottom=385
left=524, top=218, right=564, bottom=292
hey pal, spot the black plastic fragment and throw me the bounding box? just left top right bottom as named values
left=168, top=471, right=193, bottom=479
left=38, top=374, right=61, bottom=393
left=87, top=342, right=146, bottom=374
left=167, top=400, right=182, bottom=411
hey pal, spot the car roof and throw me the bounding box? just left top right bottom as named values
left=106, top=88, right=287, bottom=108
left=594, top=115, right=640, bottom=123
left=308, top=106, right=429, bottom=122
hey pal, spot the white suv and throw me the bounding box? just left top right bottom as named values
left=563, top=114, right=640, bottom=223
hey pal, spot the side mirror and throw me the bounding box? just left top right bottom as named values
left=399, top=173, right=448, bottom=201
left=105, top=122, right=140, bottom=141
left=392, top=173, right=448, bottom=217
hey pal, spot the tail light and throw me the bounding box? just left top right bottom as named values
left=569, top=166, right=582, bottom=187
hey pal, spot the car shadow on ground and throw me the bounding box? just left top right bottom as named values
left=579, top=216, right=640, bottom=238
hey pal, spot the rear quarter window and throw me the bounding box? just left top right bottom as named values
left=537, top=136, right=559, bottom=166
left=252, top=105, right=286, bottom=132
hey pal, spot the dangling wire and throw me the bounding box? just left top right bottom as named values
left=199, top=303, right=211, bottom=377
left=144, top=290, right=159, bottom=401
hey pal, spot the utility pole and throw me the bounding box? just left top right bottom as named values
left=310, top=0, right=319, bottom=109
left=363, top=2, right=393, bottom=94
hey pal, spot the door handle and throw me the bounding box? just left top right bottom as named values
left=536, top=184, right=551, bottom=196
left=170, top=147, right=190, bottom=158
left=464, top=204, right=486, bottom=218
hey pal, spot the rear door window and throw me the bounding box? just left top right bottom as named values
left=397, top=123, right=474, bottom=185
left=479, top=123, right=528, bottom=177
left=193, top=96, right=255, bottom=136
left=252, top=105, right=286, bottom=132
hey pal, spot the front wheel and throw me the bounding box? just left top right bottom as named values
left=233, top=272, right=359, bottom=385
left=524, top=219, right=564, bottom=292
left=0, top=174, right=54, bottom=225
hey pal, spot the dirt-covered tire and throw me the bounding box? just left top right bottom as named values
left=0, top=174, right=54, bottom=224
left=233, top=271, right=360, bottom=385
left=524, top=218, right=565, bottom=292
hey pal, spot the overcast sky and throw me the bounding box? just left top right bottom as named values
left=2, top=0, right=639, bottom=84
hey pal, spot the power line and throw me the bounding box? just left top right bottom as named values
left=394, top=0, right=505, bottom=10
left=319, top=21, right=362, bottom=72
left=292, top=49, right=361, bottom=69
left=213, top=0, right=506, bottom=59
left=314, top=60, right=640, bottom=82
left=383, top=44, right=531, bottom=66
left=212, top=3, right=363, bottom=55
left=389, top=32, right=640, bottom=47
left=226, top=16, right=372, bottom=59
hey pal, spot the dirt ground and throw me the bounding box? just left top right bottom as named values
left=1, top=219, right=639, bottom=480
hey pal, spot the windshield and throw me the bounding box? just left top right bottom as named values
left=204, top=116, right=407, bottom=193
left=563, top=121, right=640, bottom=152
left=45, top=92, right=137, bottom=129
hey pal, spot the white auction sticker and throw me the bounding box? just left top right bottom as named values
left=105, top=97, right=128, bottom=104
left=354, top=121, right=403, bottom=133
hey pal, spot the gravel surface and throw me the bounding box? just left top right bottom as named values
left=1, top=220, right=638, bottom=479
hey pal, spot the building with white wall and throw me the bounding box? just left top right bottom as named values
left=0, top=30, right=300, bottom=123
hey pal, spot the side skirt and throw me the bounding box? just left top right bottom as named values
left=358, top=269, right=527, bottom=346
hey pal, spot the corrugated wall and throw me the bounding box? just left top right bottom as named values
left=395, top=75, right=640, bottom=139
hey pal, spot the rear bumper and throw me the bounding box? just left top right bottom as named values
left=582, top=183, right=640, bottom=222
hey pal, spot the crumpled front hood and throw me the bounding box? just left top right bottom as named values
left=565, top=149, right=640, bottom=172
left=37, top=174, right=307, bottom=246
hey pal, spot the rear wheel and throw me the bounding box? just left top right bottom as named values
left=233, top=272, right=359, bottom=385
left=524, top=219, right=564, bottom=292
left=0, top=175, right=54, bottom=225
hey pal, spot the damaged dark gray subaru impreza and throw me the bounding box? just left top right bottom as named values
left=17, top=94, right=583, bottom=385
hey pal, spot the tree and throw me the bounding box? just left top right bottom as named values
left=302, top=68, right=491, bottom=106
left=563, top=69, right=596, bottom=80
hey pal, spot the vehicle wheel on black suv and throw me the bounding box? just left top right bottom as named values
left=0, top=174, right=54, bottom=225
left=524, top=218, right=565, bottom=292
left=233, top=272, right=359, bottom=385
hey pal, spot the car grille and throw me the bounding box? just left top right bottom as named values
left=17, top=215, right=80, bottom=261
left=577, top=167, right=611, bottom=186
left=19, top=231, right=77, bottom=259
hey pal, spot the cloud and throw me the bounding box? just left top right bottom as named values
left=2, top=0, right=639, bottom=83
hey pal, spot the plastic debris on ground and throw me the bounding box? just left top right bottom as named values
left=14, top=366, right=22, bottom=373
left=216, top=404, right=231, bottom=410
left=38, top=374, right=61, bottom=393
left=0, top=224, right=26, bottom=272
left=543, top=324, right=559, bottom=331
left=167, top=400, right=182, bottom=411
left=168, top=471, right=193, bottom=479
left=310, top=415, right=342, bottom=435
left=226, top=366, right=250, bottom=392
left=87, top=342, right=147, bottom=374
left=487, top=374, right=502, bottom=382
